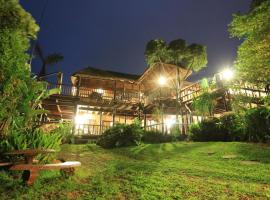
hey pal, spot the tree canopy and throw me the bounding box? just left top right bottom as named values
left=0, top=0, right=39, bottom=38
left=228, top=0, right=270, bottom=85
left=145, top=38, right=207, bottom=72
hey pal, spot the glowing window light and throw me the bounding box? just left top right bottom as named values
left=158, top=76, right=167, bottom=86
left=221, top=69, right=234, bottom=81
left=165, top=116, right=176, bottom=129
left=96, top=88, right=104, bottom=94
left=75, top=113, right=92, bottom=124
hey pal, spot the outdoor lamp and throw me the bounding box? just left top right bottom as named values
left=221, top=68, right=234, bottom=81
left=158, top=76, right=167, bottom=86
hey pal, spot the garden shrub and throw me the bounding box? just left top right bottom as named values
left=219, top=113, right=244, bottom=141
left=142, top=130, right=174, bottom=143
left=188, top=117, right=228, bottom=141
left=243, top=107, right=270, bottom=142
left=97, top=123, right=143, bottom=148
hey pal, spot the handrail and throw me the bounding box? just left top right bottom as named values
left=145, top=123, right=189, bottom=134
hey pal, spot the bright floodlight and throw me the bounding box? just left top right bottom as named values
left=158, top=76, right=166, bottom=86
left=222, top=68, right=234, bottom=81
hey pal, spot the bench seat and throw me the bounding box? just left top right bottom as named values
left=0, top=162, right=12, bottom=167
left=9, top=161, right=81, bottom=170
left=9, top=161, right=81, bottom=185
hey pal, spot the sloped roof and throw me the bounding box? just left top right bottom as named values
left=72, top=66, right=140, bottom=81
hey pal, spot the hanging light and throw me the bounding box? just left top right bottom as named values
left=158, top=76, right=167, bottom=86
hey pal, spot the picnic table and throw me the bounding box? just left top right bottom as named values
left=2, top=149, right=81, bottom=185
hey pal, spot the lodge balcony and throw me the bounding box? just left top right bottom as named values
left=46, top=81, right=267, bottom=109
left=43, top=81, right=268, bottom=123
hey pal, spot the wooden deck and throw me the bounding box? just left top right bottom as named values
left=42, top=82, right=268, bottom=123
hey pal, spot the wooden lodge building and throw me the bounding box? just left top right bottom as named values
left=43, top=63, right=267, bottom=135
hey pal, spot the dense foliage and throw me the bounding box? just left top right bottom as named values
left=228, top=0, right=270, bottom=85
left=188, top=118, right=229, bottom=142
left=97, top=123, right=143, bottom=148
left=189, top=107, right=270, bottom=142
left=244, top=107, right=270, bottom=142
left=0, top=0, right=44, bottom=135
left=0, top=0, right=62, bottom=154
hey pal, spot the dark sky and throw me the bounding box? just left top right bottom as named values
left=21, top=0, right=251, bottom=84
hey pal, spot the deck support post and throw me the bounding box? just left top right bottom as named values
left=112, top=109, right=116, bottom=126
left=72, top=103, right=78, bottom=135
left=99, top=111, right=103, bottom=134
left=144, top=112, right=147, bottom=131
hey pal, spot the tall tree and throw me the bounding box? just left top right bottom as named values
left=145, top=38, right=207, bottom=125
left=35, top=43, right=64, bottom=77
left=228, top=0, right=270, bottom=85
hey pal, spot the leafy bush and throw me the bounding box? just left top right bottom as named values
left=188, top=117, right=228, bottom=141
left=142, top=124, right=186, bottom=143
left=243, top=107, right=270, bottom=142
left=189, top=108, right=270, bottom=143
left=97, top=123, right=143, bottom=148
left=142, top=130, right=185, bottom=143
left=219, top=113, right=244, bottom=141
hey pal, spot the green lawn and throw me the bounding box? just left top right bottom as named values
left=1, top=142, right=270, bottom=200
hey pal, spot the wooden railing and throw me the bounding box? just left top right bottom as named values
left=145, top=123, right=189, bottom=135
left=180, top=83, right=201, bottom=103
left=47, top=82, right=267, bottom=106
left=47, top=83, right=140, bottom=103
left=74, top=124, right=111, bottom=135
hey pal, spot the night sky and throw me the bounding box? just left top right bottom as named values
left=21, top=0, right=251, bottom=84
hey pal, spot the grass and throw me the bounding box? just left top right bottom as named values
left=1, top=142, right=270, bottom=199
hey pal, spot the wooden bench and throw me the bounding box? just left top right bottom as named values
left=0, top=162, right=12, bottom=167
left=3, top=149, right=81, bottom=185
left=9, top=161, right=81, bottom=185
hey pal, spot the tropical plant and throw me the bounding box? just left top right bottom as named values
left=228, top=0, right=270, bottom=85
left=192, top=79, right=216, bottom=116
left=34, top=43, right=64, bottom=77
left=0, top=129, right=62, bottom=162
